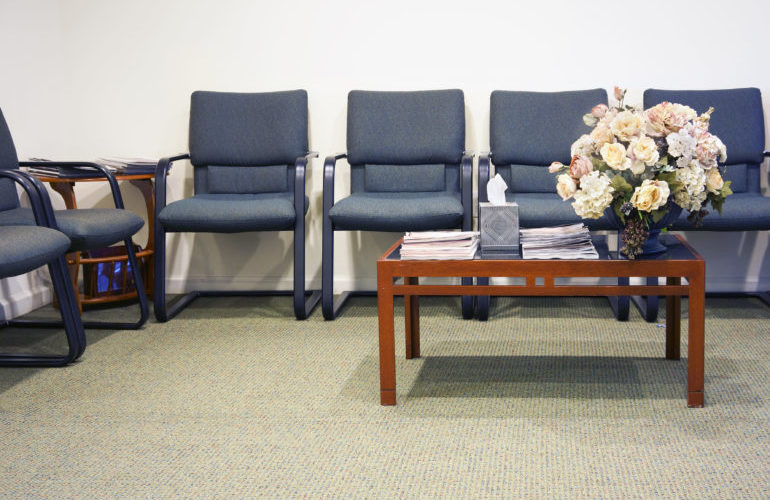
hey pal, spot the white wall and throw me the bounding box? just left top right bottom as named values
left=2, top=0, right=769, bottom=316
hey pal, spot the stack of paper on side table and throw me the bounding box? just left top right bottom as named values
left=400, top=231, right=480, bottom=260
left=519, top=223, right=598, bottom=259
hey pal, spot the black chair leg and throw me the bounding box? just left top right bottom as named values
left=631, top=279, right=660, bottom=322
left=293, top=215, right=320, bottom=320
left=477, top=278, right=490, bottom=321
left=322, top=218, right=336, bottom=320
left=608, top=276, right=630, bottom=321
left=2, top=255, right=85, bottom=367
left=461, top=277, right=474, bottom=319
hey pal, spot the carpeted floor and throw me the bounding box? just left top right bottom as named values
left=1, top=295, right=769, bottom=498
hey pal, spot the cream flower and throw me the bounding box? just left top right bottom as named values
left=556, top=174, right=577, bottom=200
left=600, top=142, right=631, bottom=170
left=571, top=171, right=614, bottom=219
left=706, top=168, right=724, bottom=194
left=645, top=102, right=697, bottom=137
left=631, top=179, right=670, bottom=212
left=630, top=136, right=660, bottom=166
left=591, top=104, right=609, bottom=118
left=589, top=123, right=613, bottom=148
left=571, top=134, right=595, bottom=157
left=674, top=162, right=707, bottom=211
left=611, top=111, right=645, bottom=142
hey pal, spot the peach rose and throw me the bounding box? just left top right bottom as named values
left=589, top=123, right=613, bottom=148
left=591, top=104, right=609, bottom=118
left=569, top=155, right=593, bottom=179
left=706, top=169, right=724, bottom=194
left=600, top=142, right=630, bottom=171
left=611, top=111, right=645, bottom=142
left=549, top=161, right=565, bottom=173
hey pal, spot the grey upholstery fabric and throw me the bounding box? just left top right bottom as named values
left=670, top=193, right=770, bottom=231
left=644, top=88, right=765, bottom=166
left=0, top=225, right=70, bottom=279
left=490, top=89, right=607, bottom=166
left=506, top=192, right=615, bottom=231
left=505, top=164, right=560, bottom=193
left=0, top=109, right=21, bottom=212
left=207, top=165, right=288, bottom=194
left=0, top=207, right=144, bottom=252
left=189, top=90, right=308, bottom=167
left=328, top=192, right=464, bottom=232
left=158, top=193, right=308, bottom=233
left=364, top=164, right=445, bottom=192
left=347, top=90, right=465, bottom=165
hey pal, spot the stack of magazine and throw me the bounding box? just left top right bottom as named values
left=25, top=164, right=104, bottom=179
left=400, top=231, right=479, bottom=260
left=98, top=156, right=159, bottom=175
left=519, top=223, right=598, bottom=259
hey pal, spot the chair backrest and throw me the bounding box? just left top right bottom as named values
left=0, top=109, right=21, bottom=211
left=346, top=89, right=465, bottom=194
left=644, top=88, right=765, bottom=194
left=490, top=89, right=607, bottom=194
left=188, top=90, right=309, bottom=195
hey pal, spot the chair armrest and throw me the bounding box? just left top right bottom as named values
left=764, top=151, right=770, bottom=157
left=461, top=152, right=474, bottom=231
left=323, top=153, right=347, bottom=222
left=293, top=152, right=319, bottom=217
left=20, top=160, right=127, bottom=210
left=478, top=152, right=492, bottom=205
left=0, top=170, right=59, bottom=229
left=154, top=153, right=190, bottom=216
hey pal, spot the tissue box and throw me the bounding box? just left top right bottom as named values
left=479, top=202, right=520, bottom=259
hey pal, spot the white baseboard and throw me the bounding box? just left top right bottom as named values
left=0, top=281, right=53, bottom=321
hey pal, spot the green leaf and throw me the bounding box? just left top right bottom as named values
left=721, top=180, right=733, bottom=198
left=613, top=203, right=625, bottom=224
left=650, top=209, right=667, bottom=223
left=610, top=174, right=632, bottom=195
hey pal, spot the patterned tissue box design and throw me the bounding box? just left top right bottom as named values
left=480, top=202, right=520, bottom=258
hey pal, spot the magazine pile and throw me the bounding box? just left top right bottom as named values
left=519, top=223, right=598, bottom=259
left=97, top=156, right=159, bottom=175
left=400, top=231, right=479, bottom=260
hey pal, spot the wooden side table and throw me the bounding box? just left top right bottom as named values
left=32, top=173, right=155, bottom=310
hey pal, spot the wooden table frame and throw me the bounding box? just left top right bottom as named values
left=35, top=173, right=155, bottom=310
left=376, top=234, right=706, bottom=408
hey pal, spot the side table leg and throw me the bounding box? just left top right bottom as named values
left=378, top=268, right=396, bottom=405
left=688, top=271, right=706, bottom=408
left=405, top=277, right=420, bottom=359
left=665, top=277, right=681, bottom=360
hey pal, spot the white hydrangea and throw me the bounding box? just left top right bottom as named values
left=666, top=128, right=697, bottom=159
left=674, top=161, right=708, bottom=211
left=571, top=171, right=614, bottom=219
left=571, top=134, right=595, bottom=157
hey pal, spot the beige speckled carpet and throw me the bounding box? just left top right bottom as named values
left=1, top=296, right=769, bottom=498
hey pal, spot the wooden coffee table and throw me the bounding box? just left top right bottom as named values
left=376, top=234, right=705, bottom=407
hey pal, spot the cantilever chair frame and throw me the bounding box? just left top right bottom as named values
left=10, top=161, right=149, bottom=330
left=322, top=152, right=475, bottom=320
left=153, top=152, right=321, bottom=322
left=0, top=169, right=85, bottom=366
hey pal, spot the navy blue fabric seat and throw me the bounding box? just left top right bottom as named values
left=0, top=107, right=148, bottom=330
left=322, top=90, right=474, bottom=320
left=154, top=90, right=320, bottom=321
left=0, top=168, right=85, bottom=366
left=644, top=88, right=769, bottom=232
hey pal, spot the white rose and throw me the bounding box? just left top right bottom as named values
left=570, top=134, right=595, bottom=157
left=571, top=171, right=614, bottom=219
left=630, top=179, right=670, bottom=212
left=630, top=136, right=660, bottom=166
left=610, top=111, right=645, bottom=142
left=706, top=169, right=724, bottom=194
left=556, top=174, right=577, bottom=200
left=600, top=142, right=631, bottom=171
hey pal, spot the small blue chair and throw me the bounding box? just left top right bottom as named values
left=0, top=169, right=85, bottom=366
left=322, top=89, right=475, bottom=320
left=0, top=108, right=148, bottom=330
left=154, top=90, right=320, bottom=321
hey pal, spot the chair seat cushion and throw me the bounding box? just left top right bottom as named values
left=158, top=193, right=308, bottom=233
left=0, top=207, right=144, bottom=251
left=329, top=192, right=464, bottom=232
left=0, top=225, right=70, bottom=278
left=671, top=193, right=770, bottom=231
left=507, top=192, right=615, bottom=230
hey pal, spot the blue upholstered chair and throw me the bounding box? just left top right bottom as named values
left=477, top=89, right=616, bottom=320
left=322, top=89, right=474, bottom=320
left=0, top=168, right=85, bottom=366
left=640, top=88, right=770, bottom=315
left=154, top=90, right=320, bottom=321
left=0, top=108, right=148, bottom=330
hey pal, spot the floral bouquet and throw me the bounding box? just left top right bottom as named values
left=550, top=87, right=732, bottom=258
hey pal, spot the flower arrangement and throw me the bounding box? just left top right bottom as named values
left=550, top=87, right=732, bottom=258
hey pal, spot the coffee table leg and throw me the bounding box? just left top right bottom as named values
left=688, top=271, right=705, bottom=408
left=405, top=277, right=420, bottom=359
left=665, top=277, right=681, bottom=360
left=378, top=269, right=396, bottom=405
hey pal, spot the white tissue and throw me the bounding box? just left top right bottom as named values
left=486, top=173, right=508, bottom=205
